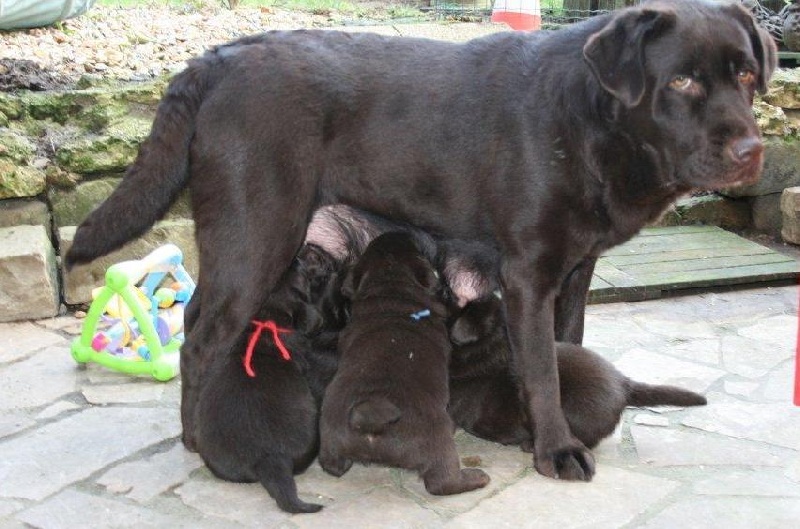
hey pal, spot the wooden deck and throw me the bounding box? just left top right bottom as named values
left=589, top=226, right=800, bottom=303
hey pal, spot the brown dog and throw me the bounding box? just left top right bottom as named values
left=66, top=1, right=776, bottom=480
left=448, top=297, right=708, bottom=449
left=318, top=232, right=489, bottom=495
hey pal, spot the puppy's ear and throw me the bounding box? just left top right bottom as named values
left=295, top=305, right=324, bottom=334
left=450, top=314, right=482, bottom=346
left=341, top=267, right=360, bottom=299
left=725, top=2, right=778, bottom=94
left=450, top=300, right=499, bottom=346
left=583, top=7, right=676, bottom=107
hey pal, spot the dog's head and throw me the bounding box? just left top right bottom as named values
left=583, top=0, right=777, bottom=191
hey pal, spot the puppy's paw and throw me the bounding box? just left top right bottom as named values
left=520, top=439, right=535, bottom=453
left=318, top=453, right=353, bottom=477
left=460, top=468, right=491, bottom=490
left=534, top=443, right=595, bottom=481
left=181, top=431, right=198, bottom=453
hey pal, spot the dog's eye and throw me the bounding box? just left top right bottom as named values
left=668, top=75, right=695, bottom=92
left=737, top=69, right=756, bottom=86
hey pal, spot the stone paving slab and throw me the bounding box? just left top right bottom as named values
left=0, top=284, right=797, bottom=527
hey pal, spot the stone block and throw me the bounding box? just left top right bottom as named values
left=672, top=194, right=752, bottom=230
left=59, top=219, right=198, bottom=305
left=722, top=138, right=800, bottom=198
left=0, top=225, right=59, bottom=322
left=781, top=186, right=800, bottom=244
left=751, top=192, right=782, bottom=236
left=0, top=199, right=50, bottom=231
left=51, top=178, right=192, bottom=228
left=0, top=159, right=46, bottom=199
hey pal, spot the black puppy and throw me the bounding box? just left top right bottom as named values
left=319, top=232, right=490, bottom=495
left=194, top=244, right=347, bottom=513
left=66, top=1, right=776, bottom=480
left=448, top=296, right=708, bottom=450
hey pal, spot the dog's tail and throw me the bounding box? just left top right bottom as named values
left=254, top=454, right=323, bottom=514
left=625, top=380, right=707, bottom=408
left=349, top=398, right=402, bottom=435
left=64, top=56, right=219, bottom=268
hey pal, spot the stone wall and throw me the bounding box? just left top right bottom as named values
left=0, top=76, right=198, bottom=322
left=0, top=69, right=799, bottom=322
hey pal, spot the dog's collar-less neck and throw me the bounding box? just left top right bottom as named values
left=243, top=320, right=293, bottom=378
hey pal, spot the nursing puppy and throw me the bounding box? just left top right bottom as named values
left=194, top=244, right=347, bottom=514
left=448, top=297, right=708, bottom=449
left=319, top=232, right=490, bottom=495
left=66, top=1, right=776, bottom=480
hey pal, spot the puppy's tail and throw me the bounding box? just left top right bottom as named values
left=625, top=380, right=707, bottom=408
left=65, top=56, right=220, bottom=268
left=349, top=398, right=402, bottom=435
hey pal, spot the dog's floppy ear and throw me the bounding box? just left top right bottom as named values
left=725, top=2, right=778, bottom=94
left=583, top=7, right=676, bottom=107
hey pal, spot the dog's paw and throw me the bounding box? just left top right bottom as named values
left=534, top=444, right=595, bottom=481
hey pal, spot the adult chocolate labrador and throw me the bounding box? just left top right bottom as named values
left=66, top=0, right=776, bottom=481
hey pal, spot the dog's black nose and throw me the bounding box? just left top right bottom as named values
left=727, top=136, right=764, bottom=166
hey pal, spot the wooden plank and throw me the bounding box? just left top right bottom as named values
left=602, top=230, right=758, bottom=257
left=589, top=226, right=800, bottom=302
left=593, top=260, right=644, bottom=288
left=604, top=245, right=774, bottom=267
left=619, top=253, right=795, bottom=276
left=633, top=225, right=720, bottom=236
left=632, top=260, right=800, bottom=290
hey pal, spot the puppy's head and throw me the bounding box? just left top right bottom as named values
left=342, top=231, right=439, bottom=299
left=583, top=0, right=777, bottom=191
left=450, top=296, right=503, bottom=347
left=274, top=244, right=348, bottom=334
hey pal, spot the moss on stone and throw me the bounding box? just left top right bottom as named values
left=0, top=160, right=46, bottom=199
left=0, top=129, right=36, bottom=164
left=49, top=176, right=121, bottom=227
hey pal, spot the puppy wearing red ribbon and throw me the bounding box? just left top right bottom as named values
left=193, top=244, right=347, bottom=514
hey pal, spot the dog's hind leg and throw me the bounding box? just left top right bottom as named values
left=255, top=454, right=323, bottom=514
left=179, top=148, right=319, bottom=450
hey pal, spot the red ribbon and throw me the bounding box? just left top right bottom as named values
left=243, top=320, right=293, bottom=378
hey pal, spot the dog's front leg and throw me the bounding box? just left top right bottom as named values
left=554, top=256, right=597, bottom=345
left=501, top=259, right=596, bottom=481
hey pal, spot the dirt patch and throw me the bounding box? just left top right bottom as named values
left=0, top=58, right=74, bottom=91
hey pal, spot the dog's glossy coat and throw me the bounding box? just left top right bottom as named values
left=66, top=0, right=776, bottom=480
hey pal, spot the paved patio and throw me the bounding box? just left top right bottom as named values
left=1, top=284, right=798, bottom=528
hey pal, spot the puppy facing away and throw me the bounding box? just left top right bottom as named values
left=448, top=297, right=708, bottom=450
left=319, top=232, right=490, bottom=495
left=194, top=244, right=347, bottom=513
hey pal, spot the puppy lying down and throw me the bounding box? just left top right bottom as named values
left=319, top=232, right=490, bottom=495
left=448, top=297, right=708, bottom=450
left=194, top=244, right=347, bottom=513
